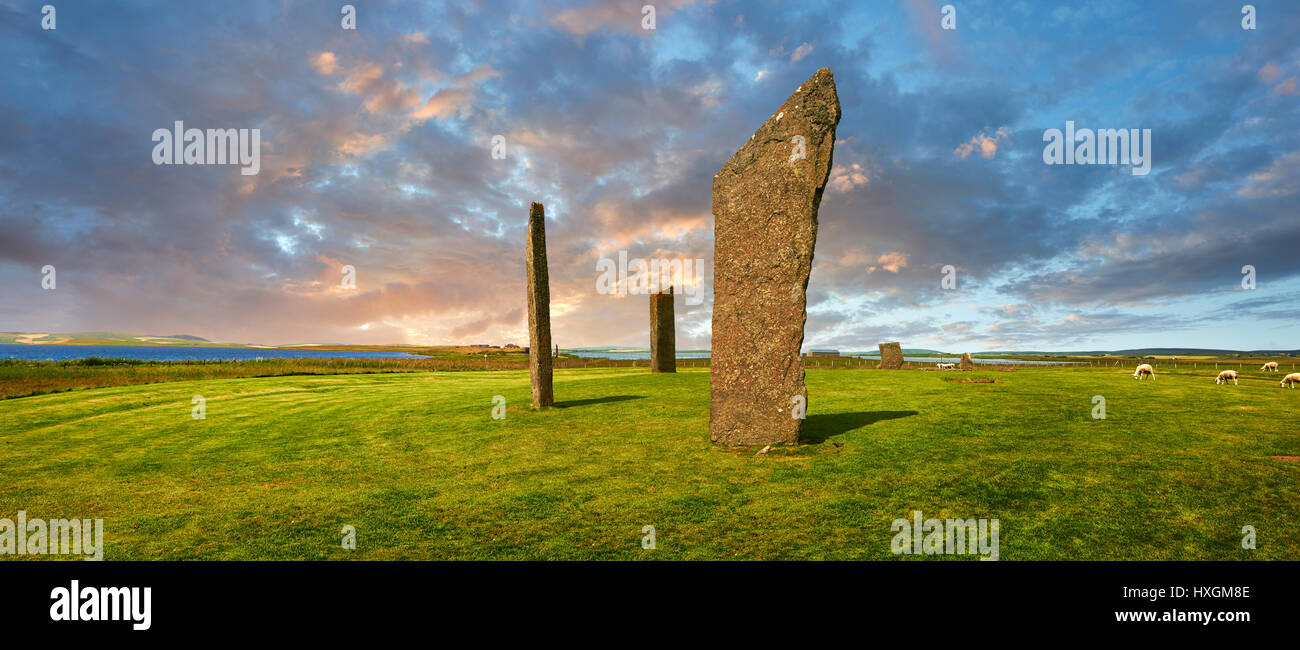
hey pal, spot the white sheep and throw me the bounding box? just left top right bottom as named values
left=1282, top=373, right=1300, bottom=389
left=1261, top=361, right=1280, bottom=372
left=936, top=362, right=956, bottom=370
left=1133, top=363, right=1155, bottom=380
left=1215, top=369, right=1238, bottom=385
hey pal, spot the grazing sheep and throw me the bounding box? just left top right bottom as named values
left=1133, top=363, right=1155, bottom=380
left=1215, top=369, right=1238, bottom=385
left=1282, top=373, right=1300, bottom=389
left=936, top=362, right=956, bottom=370
left=1262, top=361, right=1280, bottom=372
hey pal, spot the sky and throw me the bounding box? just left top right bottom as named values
left=1, top=0, right=1297, bottom=352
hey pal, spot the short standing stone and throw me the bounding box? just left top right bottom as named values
left=650, top=287, right=676, bottom=373
left=526, top=202, right=553, bottom=407
left=878, top=342, right=904, bottom=369
left=710, top=68, right=841, bottom=446
left=959, top=352, right=974, bottom=371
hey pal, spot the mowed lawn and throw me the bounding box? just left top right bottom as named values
left=1, top=365, right=1297, bottom=560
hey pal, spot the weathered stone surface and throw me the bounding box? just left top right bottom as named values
left=526, top=202, right=553, bottom=407
left=710, top=68, right=841, bottom=446
left=650, top=286, right=676, bottom=373
left=878, top=342, right=903, bottom=369
left=959, top=352, right=974, bottom=371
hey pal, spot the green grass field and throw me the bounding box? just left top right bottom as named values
left=2, top=365, right=1297, bottom=560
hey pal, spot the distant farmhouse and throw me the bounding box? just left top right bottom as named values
left=807, top=349, right=840, bottom=358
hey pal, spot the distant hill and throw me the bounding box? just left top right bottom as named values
left=3, top=333, right=1296, bottom=358
left=849, top=348, right=948, bottom=356
left=0, top=331, right=240, bottom=347
left=158, top=334, right=209, bottom=342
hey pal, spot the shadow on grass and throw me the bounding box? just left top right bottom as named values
left=801, top=410, right=919, bottom=444
left=553, top=395, right=646, bottom=408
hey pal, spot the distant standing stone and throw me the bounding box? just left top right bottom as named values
left=959, top=352, right=974, bottom=371
left=878, top=342, right=904, bottom=370
left=710, top=68, right=841, bottom=446
left=526, top=202, right=553, bottom=407
left=650, top=287, right=676, bottom=373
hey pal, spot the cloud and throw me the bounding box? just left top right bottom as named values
left=551, top=0, right=695, bottom=37
left=954, top=127, right=1011, bottom=159
left=410, top=64, right=500, bottom=120
left=1237, top=150, right=1300, bottom=198
left=311, top=51, right=339, bottom=75
left=449, top=308, right=523, bottom=339
left=867, top=252, right=909, bottom=274
left=828, top=163, right=868, bottom=192
left=791, top=42, right=813, bottom=62
left=337, top=132, right=390, bottom=156
left=1259, top=61, right=1282, bottom=82
left=329, top=60, right=423, bottom=115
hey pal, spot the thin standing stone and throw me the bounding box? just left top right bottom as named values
left=526, top=202, right=553, bottom=407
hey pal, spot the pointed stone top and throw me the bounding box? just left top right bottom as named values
left=716, top=68, right=840, bottom=188
left=772, top=67, right=839, bottom=130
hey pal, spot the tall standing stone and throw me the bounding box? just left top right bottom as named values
left=525, top=202, right=553, bottom=407
left=959, top=352, right=974, bottom=371
left=650, top=286, right=676, bottom=373
left=878, top=342, right=903, bottom=369
left=710, top=68, right=841, bottom=446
